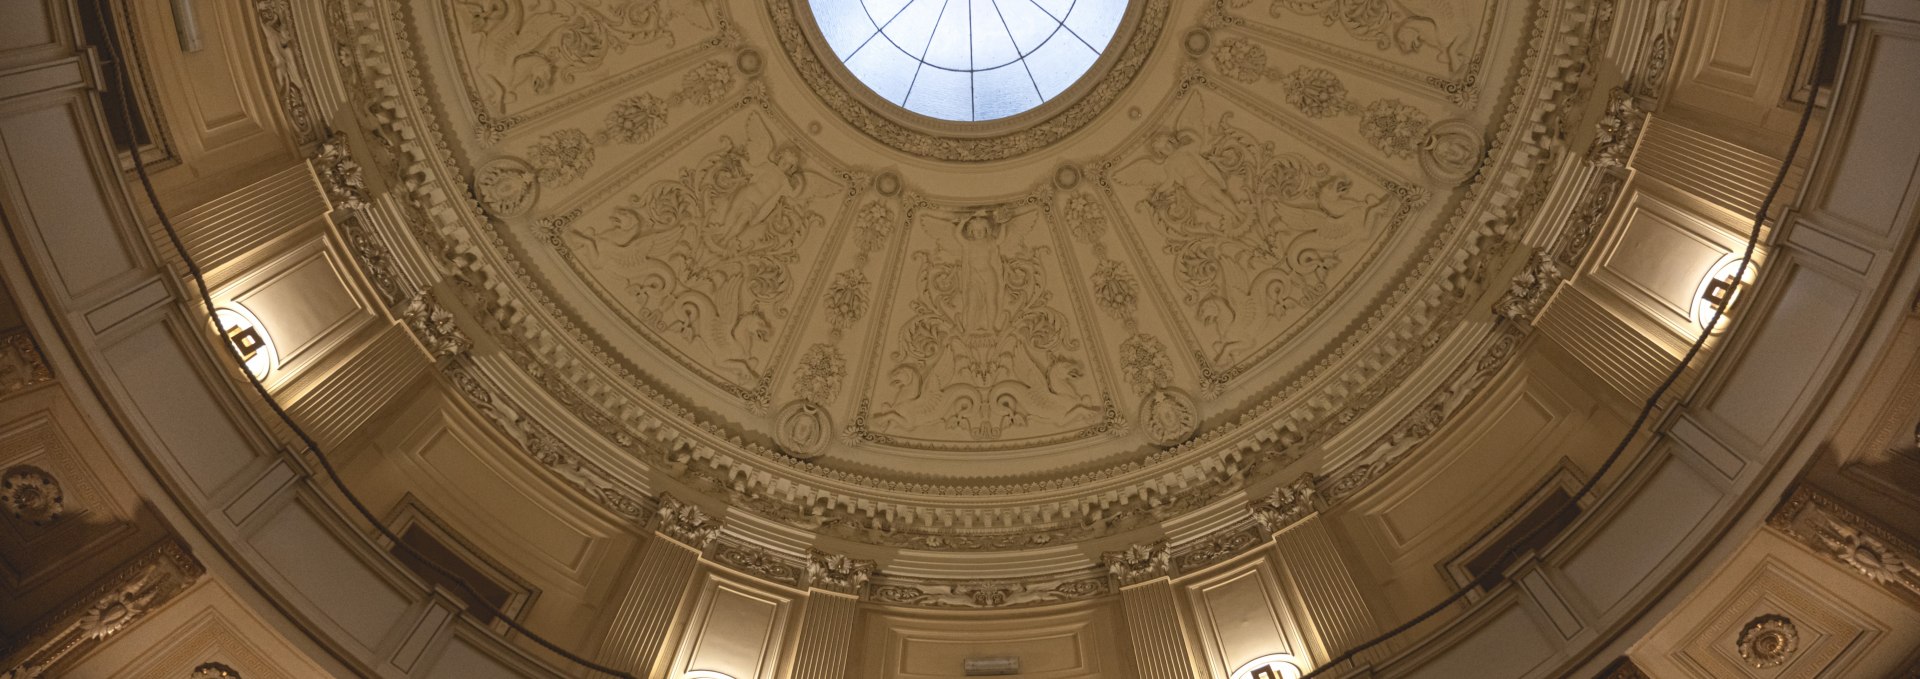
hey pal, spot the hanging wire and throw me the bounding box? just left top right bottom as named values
left=1297, top=3, right=1839, bottom=676
left=92, top=2, right=638, bottom=676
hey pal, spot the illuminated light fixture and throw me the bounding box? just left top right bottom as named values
left=1690, top=254, right=1758, bottom=331
left=214, top=305, right=276, bottom=379
left=1232, top=654, right=1307, bottom=679
left=681, top=672, right=740, bottom=679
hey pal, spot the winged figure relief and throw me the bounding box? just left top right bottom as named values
left=1117, top=98, right=1389, bottom=367
left=567, top=112, right=829, bottom=388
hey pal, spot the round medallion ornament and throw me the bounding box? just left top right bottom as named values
left=474, top=157, right=539, bottom=218
left=1139, top=387, right=1198, bottom=446
left=1420, top=118, right=1486, bottom=185
left=1736, top=614, right=1798, bottom=669
left=777, top=401, right=835, bottom=459
left=0, top=465, right=63, bottom=526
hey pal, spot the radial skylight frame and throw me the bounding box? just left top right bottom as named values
left=811, top=0, right=1128, bottom=122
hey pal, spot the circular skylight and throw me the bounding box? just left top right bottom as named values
left=812, top=0, right=1127, bottom=122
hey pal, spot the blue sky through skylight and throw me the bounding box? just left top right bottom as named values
left=813, top=0, right=1126, bottom=121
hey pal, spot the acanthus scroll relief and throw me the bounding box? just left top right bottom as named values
left=855, top=203, right=1111, bottom=445
left=1111, top=93, right=1396, bottom=385
left=448, top=0, right=720, bottom=120
left=562, top=111, right=836, bottom=406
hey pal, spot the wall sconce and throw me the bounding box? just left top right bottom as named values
left=1690, top=254, right=1757, bottom=332
left=215, top=305, right=275, bottom=379
left=170, top=0, right=203, bottom=52
left=1233, top=654, right=1306, bottom=679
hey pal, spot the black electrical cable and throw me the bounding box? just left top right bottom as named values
left=94, top=2, right=638, bottom=677
left=1297, top=4, right=1838, bottom=677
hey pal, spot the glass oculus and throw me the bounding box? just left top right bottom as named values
left=811, top=0, right=1127, bottom=122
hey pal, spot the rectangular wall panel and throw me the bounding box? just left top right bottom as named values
left=1558, top=453, right=1721, bottom=614
left=249, top=499, right=411, bottom=649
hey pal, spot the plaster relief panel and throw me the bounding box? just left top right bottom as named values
left=0, top=412, right=126, bottom=589
left=852, top=200, right=1116, bottom=450
left=1211, top=0, right=1506, bottom=94
left=1589, top=188, right=1746, bottom=339
left=857, top=602, right=1131, bottom=679
left=396, top=409, right=621, bottom=595
left=1183, top=559, right=1310, bottom=678
left=1103, top=90, right=1409, bottom=391
left=435, top=0, right=728, bottom=129
left=1668, top=561, right=1878, bottom=678
left=219, top=236, right=376, bottom=390
left=670, top=575, right=794, bottom=679
left=552, top=109, right=844, bottom=409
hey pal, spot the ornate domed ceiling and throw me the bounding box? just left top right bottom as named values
left=325, top=0, right=1615, bottom=548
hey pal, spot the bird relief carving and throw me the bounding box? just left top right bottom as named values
left=451, top=0, right=716, bottom=116
left=566, top=112, right=830, bottom=393
left=868, top=206, right=1102, bottom=442
left=1115, top=95, right=1390, bottom=370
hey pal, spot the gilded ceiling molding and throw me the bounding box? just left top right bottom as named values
left=190, top=663, right=242, bottom=679
left=1493, top=249, right=1567, bottom=325
left=1735, top=614, right=1798, bottom=670
left=1769, top=484, right=1920, bottom=605
left=1589, top=87, right=1648, bottom=169
left=0, top=331, right=53, bottom=395
left=1250, top=473, right=1320, bottom=534
left=711, top=540, right=805, bottom=588
left=253, top=0, right=318, bottom=145
left=1104, top=540, right=1174, bottom=586
left=1172, top=522, right=1268, bottom=574
left=0, top=465, right=64, bottom=527
left=804, top=549, right=875, bottom=597
left=654, top=495, right=723, bottom=549
left=1, top=540, right=203, bottom=679
left=399, top=292, right=472, bottom=360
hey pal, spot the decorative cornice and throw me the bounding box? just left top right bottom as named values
left=1493, top=249, right=1566, bottom=324
left=399, top=292, right=472, bottom=361
left=1768, top=484, right=1920, bottom=605
left=654, top=495, right=723, bottom=549
left=712, top=540, right=804, bottom=588
left=312, top=132, right=369, bottom=215
left=1103, top=540, right=1173, bottom=586
left=805, top=549, right=875, bottom=596
left=1251, top=473, right=1320, bottom=534
left=1588, top=87, right=1646, bottom=169
left=2, top=540, right=204, bottom=679
left=1172, top=522, right=1267, bottom=574
left=868, top=573, right=1108, bottom=609
left=0, top=330, right=53, bottom=395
